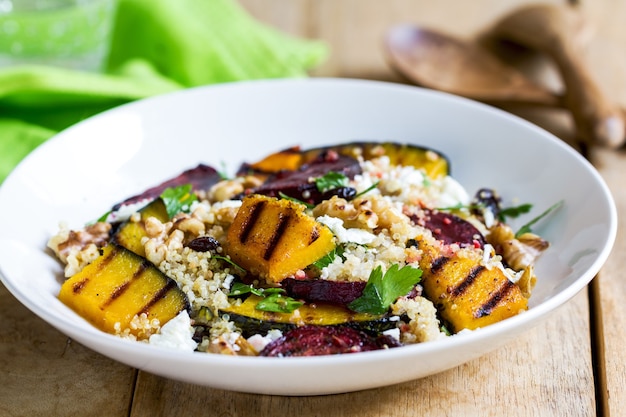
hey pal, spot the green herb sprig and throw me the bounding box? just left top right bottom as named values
left=498, top=203, right=533, bottom=222
left=515, top=200, right=563, bottom=238
left=437, top=199, right=562, bottom=238
left=278, top=191, right=315, bottom=209
left=213, top=255, right=246, bottom=274
left=312, top=246, right=345, bottom=269
left=160, top=184, right=198, bottom=218
left=229, top=282, right=303, bottom=313
left=354, top=181, right=380, bottom=198
left=348, top=264, right=422, bottom=315
left=315, top=171, right=349, bottom=192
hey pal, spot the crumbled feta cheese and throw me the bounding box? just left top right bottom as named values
left=106, top=199, right=151, bottom=223
left=212, top=200, right=243, bottom=210
left=316, top=215, right=376, bottom=244
left=247, top=329, right=283, bottom=352
left=483, top=207, right=495, bottom=228
left=149, top=311, right=198, bottom=351
left=435, top=176, right=470, bottom=208
left=222, top=274, right=235, bottom=289
left=383, top=328, right=401, bottom=341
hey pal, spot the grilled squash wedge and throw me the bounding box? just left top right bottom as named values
left=59, top=243, right=189, bottom=337
left=112, top=199, right=169, bottom=258
left=222, top=295, right=396, bottom=338
left=417, top=239, right=527, bottom=332
left=239, top=141, right=449, bottom=180
left=225, top=195, right=335, bottom=283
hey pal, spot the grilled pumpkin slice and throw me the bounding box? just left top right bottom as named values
left=58, top=243, right=189, bottom=337
left=238, top=141, right=449, bottom=180
left=112, top=198, right=169, bottom=258
left=225, top=194, right=335, bottom=284
left=222, top=295, right=396, bottom=338
left=417, top=239, right=527, bottom=332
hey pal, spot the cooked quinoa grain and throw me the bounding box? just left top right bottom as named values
left=50, top=145, right=546, bottom=356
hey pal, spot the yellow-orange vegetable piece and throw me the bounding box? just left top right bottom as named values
left=112, top=199, right=169, bottom=258
left=222, top=295, right=383, bottom=326
left=417, top=240, right=527, bottom=332
left=225, top=195, right=335, bottom=284
left=246, top=146, right=303, bottom=174
left=59, top=243, right=188, bottom=337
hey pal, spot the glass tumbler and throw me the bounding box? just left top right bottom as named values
left=0, top=0, right=116, bottom=71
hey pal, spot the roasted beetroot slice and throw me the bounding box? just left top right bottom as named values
left=411, top=210, right=485, bottom=248
left=259, top=325, right=400, bottom=357
left=241, top=153, right=362, bottom=205
left=282, top=278, right=366, bottom=306
left=112, top=164, right=221, bottom=211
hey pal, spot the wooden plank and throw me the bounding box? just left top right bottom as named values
left=0, top=284, right=136, bottom=417
left=589, top=147, right=626, bottom=417
left=128, top=292, right=594, bottom=417
left=576, top=0, right=626, bottom=414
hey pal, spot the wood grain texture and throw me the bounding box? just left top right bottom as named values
left=577, top=1, right=626, bottom=415
left=590, top=147, right=626, bottom=417
left=0, top=285, right=136, bottom=417
left=3, top=0, right=622, bottom=415
left=126, top=292, right=594, bottom=417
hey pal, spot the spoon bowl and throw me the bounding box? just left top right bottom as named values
left=384, top=24, right=561, bottom=107
left=487, top=4, right=624, bottom=148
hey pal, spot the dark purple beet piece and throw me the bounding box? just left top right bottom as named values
left=112, top=164, right=221, bottom=211
left=259, top=325, right=400, bottom=357
left=282, top=278, right=366, bottom=306
left=411, top=210, right=485, bottom=248
left=242, top=152, right=362, bottom=205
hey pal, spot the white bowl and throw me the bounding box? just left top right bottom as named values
left=0, top=78, right=616, bottom=395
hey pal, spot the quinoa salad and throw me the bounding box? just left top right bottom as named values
left=48, top=142, right=553, bottom=357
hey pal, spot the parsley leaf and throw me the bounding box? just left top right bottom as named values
left=315, top=171, right=349, bottom=192
left=229, top=282, right=264, bottom=297
left=348, top=264, right=422, bottom=315
left=160, top=184, right=198, bottom=218
left=498, top=203, right=533, bottom=222
left=313, top=246, right=345, bottom=269
left=256, top=293, right=304, bottom=313
left=228, top=283, right=303, bottom=313
left=515, top=200, right=563, bottom=238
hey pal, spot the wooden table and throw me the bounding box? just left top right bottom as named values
left=2, top=1, right=625, bottom=415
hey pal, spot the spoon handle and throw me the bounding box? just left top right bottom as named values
left=553, top=41, right=625, bottom=148
left=488, top=5, right=625, bottom=148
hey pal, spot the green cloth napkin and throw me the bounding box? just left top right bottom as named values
left=0, top=0, right=328, bottom=183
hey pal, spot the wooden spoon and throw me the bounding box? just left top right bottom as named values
left=484, top=4, right=624, bottom=148
left=384, top=24, right=562, bottom=107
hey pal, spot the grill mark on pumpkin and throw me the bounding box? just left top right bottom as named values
left=430, top=256, right=449, bottom=274
left=72, top=245, right=118, bottom=294
left=102, top=260, right=150, bottom=307
left=71, top=279, right=89, bottom=294
left=451, top=265, right=485, bottom=297
left=309, top=226, right=320, bottom=245
left=239, top=200, right=265, bottom=243
left=474, top=279, right=515, bottom=318
left=264, top=213, right=291, bottom=260
left=139, top=279, right=178, bottom=315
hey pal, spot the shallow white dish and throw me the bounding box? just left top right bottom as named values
left=0, top=78, right=616, bottom=396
